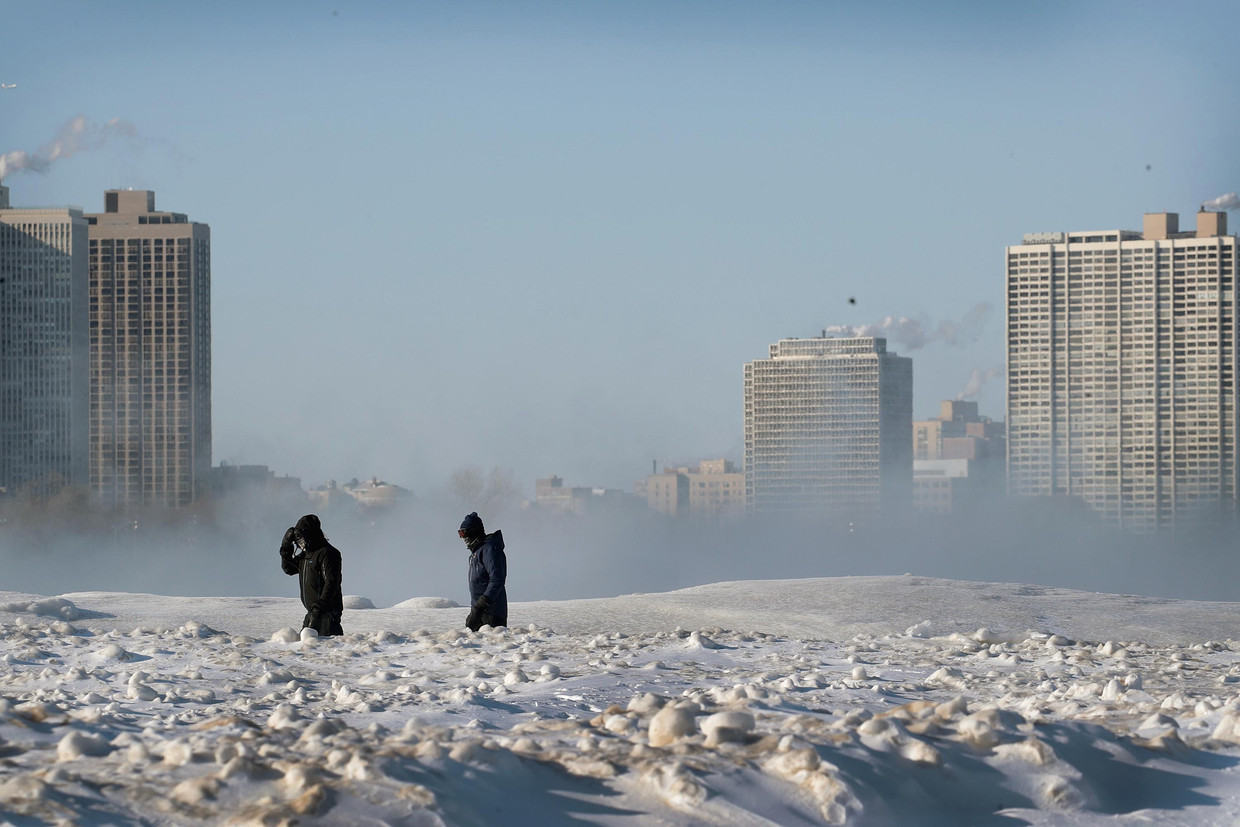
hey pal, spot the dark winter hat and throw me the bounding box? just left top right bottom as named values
left=458, top=512, right=484, bottom=539
left=294, top=514, right=322, bottom=539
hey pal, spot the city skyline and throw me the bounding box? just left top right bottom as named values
left=1, top=1, right=1236, bottom=492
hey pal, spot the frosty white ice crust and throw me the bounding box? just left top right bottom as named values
left=3, top=576, right=1240, bottom=824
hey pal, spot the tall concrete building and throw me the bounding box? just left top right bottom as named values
left=0, top=183, right=90, bottom=494
left=1006, top=210, right=1238, bottom=530
left=85, top=190, right=211, bottom=507
left=744, top=335, right=913, bottom=519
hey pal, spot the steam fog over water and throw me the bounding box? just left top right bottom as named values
left=3, top=491, right=1237, bottom=610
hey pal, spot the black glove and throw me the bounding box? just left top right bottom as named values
left=280, top=527, right=296, bottom=556
left=466, top=596, right=489, bottom=631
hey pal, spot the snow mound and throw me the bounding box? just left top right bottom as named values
left=7, top=577, right=1240, bottom=824
left=0, top=597, right=81, bottom=620
left=390, top=596, right=462, bottom=609
left=342, top=595, right=376, bottom=609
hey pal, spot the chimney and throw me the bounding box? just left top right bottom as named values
left=1143, top=212, right=1179, bottom=240
left=1197, top=210, right=1227, bottom=238
left=0, top=183, right=8, bottom=209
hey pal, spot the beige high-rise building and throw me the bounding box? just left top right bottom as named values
left=912, top=400, right=1005, bottom=515
left=744, top=335, right=912, bottom=519
left=1006, top=210, right=1238, bottom=530
left=85, top=190, right=211, bottom=507
left=0, top=183, right=90, bottom=494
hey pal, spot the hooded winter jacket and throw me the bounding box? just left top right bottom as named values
left=281, top=537, right=344, bottom=635
left=468, top=530, right=507, bottom=620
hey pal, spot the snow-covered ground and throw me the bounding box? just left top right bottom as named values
left=4, top=575, right=1240, bottom=825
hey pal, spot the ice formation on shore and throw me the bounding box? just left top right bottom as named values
left=3, top=577, right=1240, bottom=824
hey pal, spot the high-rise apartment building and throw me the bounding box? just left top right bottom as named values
left=85, top=190, right=211, bottom=507
left=0, top=183, right=90, bottom=494
left=1006, top=210, right=1237, bottom=530
left=744, top=335, right=912, bottom=519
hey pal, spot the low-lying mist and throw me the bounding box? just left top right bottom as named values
left=1, top=486, right=1237, bottom=611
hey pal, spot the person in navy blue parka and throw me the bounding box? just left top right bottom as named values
left=458, top=512, right=507, bottom=631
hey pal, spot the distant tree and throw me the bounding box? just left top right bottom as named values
left=448, top=465, right=521, bottom=516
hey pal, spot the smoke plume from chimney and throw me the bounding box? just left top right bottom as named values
left=823, top=302, right=992, bottom=352
left=0, top=115, right=137, bottom=181
left=956, top=366, right=1004, bottom=401
left=1203, top=192, right=1240, bottom=211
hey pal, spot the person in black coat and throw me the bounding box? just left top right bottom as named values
left=459, top=511, right=507, bottom=631
left=279, top=513, right=344, bottom=636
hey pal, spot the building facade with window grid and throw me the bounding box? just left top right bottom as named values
left=85, top=190, right=211, bottom=507
left=744, top=335, right=912, bottom=519
left=0, top=183, right=90, bottom=494
left=1006, top=211, right=1237, bottom=530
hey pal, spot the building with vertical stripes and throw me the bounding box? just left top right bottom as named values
left=85, top=190, right=211, bottom=507
left=0, top=183, right=90, bottom=494
left=1006, top=210, right=1237, bottom=530
left=744, top=335, right=912, bottom=520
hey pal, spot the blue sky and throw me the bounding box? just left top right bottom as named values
left=3, top=1, right=1237, bottom=493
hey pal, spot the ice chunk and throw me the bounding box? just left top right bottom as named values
left=271, top=627, right=300, bottom=643
left=925, top=667, right=966, bottom=691
left=128, top=684, right=159, bottom=702
left=57, top=730, right=112, bottom=761
left=627, top=693, right=665, bottom=716
left=972, top=628, right=1002, bottom=644
left=701, top=710, right=755, bottom=746
left=171, top=776, right=219, bottom=805
left=648, top=705, right=696, bottom=746
left=343, top=595, right=376, bottom=609
left=269, top=703, right=302, bottom=730
left=162, top=739, right=193, bottom=766
left=643, top=763, right=705, bottom=809
left=957, top=712, right=1001, bottom=749
left=686, top=631, right=721, bottom=649
left=603, top=714, right=633, bottom=734
left=899, top=739, right=941, bottom=765
left=180, top=620, right=218, bottom=638
left=93, top=643, right=131, bottom=662
left=905, top=620, right=933, bottom=638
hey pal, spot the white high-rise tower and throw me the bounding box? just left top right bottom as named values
left=744, top=335, right=912, bottom=520
left=1006, top=210, right=1238, bottom=530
